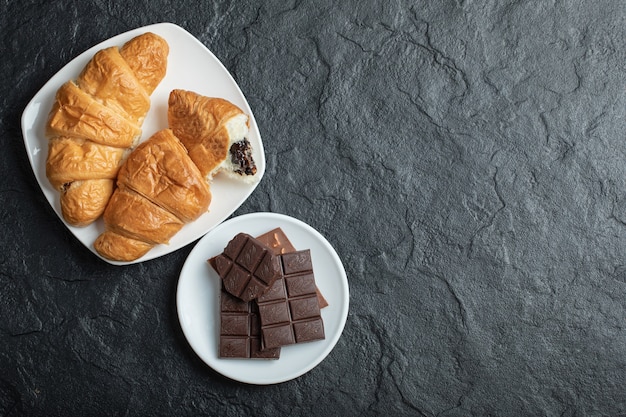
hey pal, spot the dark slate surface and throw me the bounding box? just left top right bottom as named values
left=1, top=1, right=625, bottom=416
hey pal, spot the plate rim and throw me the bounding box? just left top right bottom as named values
left=20, top=22, right=266, bottom=266
left=176, top=212, right=350, bottom=385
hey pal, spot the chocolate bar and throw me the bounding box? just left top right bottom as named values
left=219, top=288, right=280, bottom=359
left=212, top=233, right=282, bottom=302
left=257, top=250, right=325, bottom=349
left=255, top=228, right=329, bottom=309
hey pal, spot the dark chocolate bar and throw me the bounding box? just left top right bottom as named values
left=219, top=288, right=280, bottom=359
left=212, top=233, right=282, bottom=302
left=257, top=250, right=325, bottom=349
left=255, top=228, right=329, bottom=309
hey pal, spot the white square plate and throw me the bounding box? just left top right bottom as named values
left=20, top=22, right=265, bottom=265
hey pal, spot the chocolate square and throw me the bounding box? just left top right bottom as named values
left=293, top=318, right=325, bottom=343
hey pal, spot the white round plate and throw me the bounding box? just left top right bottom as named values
left=177, top=212, right=349, bottom=384
left=20, top=23, right=265, bottom=265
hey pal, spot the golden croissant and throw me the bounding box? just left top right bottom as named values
left=45, top=32, right=169, bottom=227
left=168, top=89, right=258, bottom=183
left=94, top=129, right=212, bottom=262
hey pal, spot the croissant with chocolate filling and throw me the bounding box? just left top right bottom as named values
left=94, top=129, right=212, bottom=262
left=45, top=32, right=169, bottom=227
left=167, top=89, right=258, bottom=183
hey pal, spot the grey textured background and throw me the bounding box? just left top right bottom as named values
left=1, top=0, right=625, bottom=416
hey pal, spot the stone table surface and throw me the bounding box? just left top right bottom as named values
left=1, top=1, right=625, bottom=416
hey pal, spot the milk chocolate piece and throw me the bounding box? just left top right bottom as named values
left=213, top=233, right=282, bottom=302
left=255, top=228, right=297, bottom=255
left=219, top=288, right=280, bottom=359
left=255, top=228, right=329, bottom=309
left=257, top=250, right=325, bottom=349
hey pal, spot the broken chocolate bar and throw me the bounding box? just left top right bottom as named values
left=257, top=250, right=325, bottom=349
left=219, top=288, right=280, bottom=359
left=255, top=228, right=329, bottom=309
left=213, top=233, right=282, bottom=302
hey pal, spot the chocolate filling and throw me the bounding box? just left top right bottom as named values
left=229, top=139, right=257, bottom=176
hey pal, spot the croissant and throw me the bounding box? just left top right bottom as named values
left=167, top=89, right=258, bottom=183
left=94, top=129, right=212, bottom=262
left=45, top=32, right=169, bottom=227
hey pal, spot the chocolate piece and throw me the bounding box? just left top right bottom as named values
left=213, top=233, right=282, bottom=302
left=257, top=250, right=325, bottom=349
left=255, top=227, right=297, bottom=255
left=255, top=228, right=329, bottom=309
left=219, top=288, right=280, bottom=359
